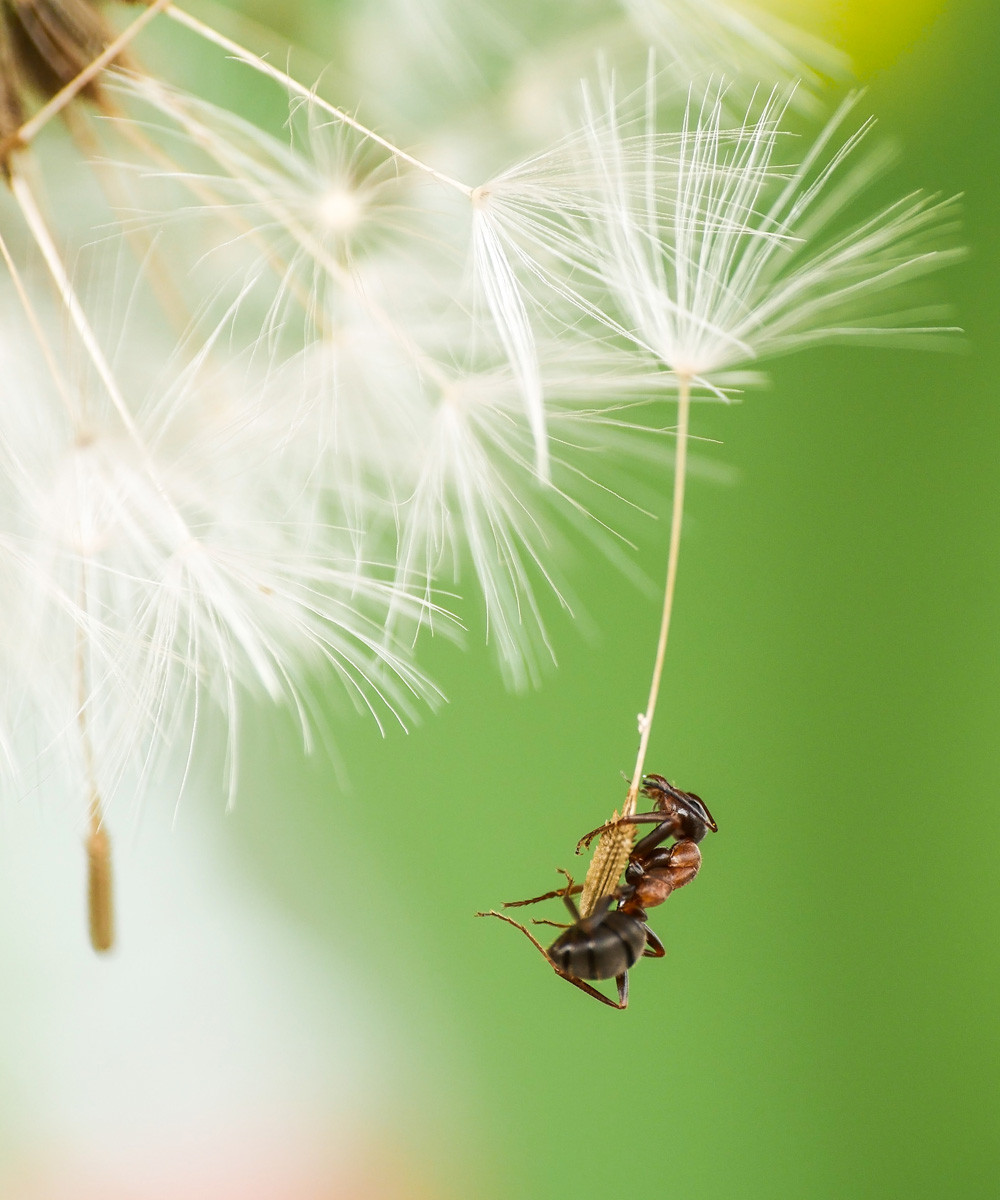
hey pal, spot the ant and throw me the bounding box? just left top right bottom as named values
left=477, top=774, right=717, bottom=1009
left=576, top=774, right=718, bottom=910
left=477, top=869, right=663, bottom=1009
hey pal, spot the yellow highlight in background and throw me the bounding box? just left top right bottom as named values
left=764, top=0, right=948, bottom=73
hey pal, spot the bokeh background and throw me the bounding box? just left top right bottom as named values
left=0, top=0, right=997, bottom=1196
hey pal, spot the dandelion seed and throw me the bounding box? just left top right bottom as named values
left=479, top=81, right=961, bottom=397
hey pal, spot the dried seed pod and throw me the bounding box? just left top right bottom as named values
left=0, top=10, right=27, bottom=147
left=0, top=0, right=133, bottom=163
left=5, top=0, right=119, bottom=98
left=578, top=808, right=634, bottom=918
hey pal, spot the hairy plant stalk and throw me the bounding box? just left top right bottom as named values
left=579, top=374, right=691, bottom=916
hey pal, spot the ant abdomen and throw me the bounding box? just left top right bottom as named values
left=548, top=910, right=647, bottom=981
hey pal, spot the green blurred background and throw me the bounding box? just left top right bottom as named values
left=0, top=1, right=997, bottom=1197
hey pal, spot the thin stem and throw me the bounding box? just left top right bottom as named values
left=163, top=4, right=475, bottom=198
left=6, top=204, right=115, bottom=953
left=9, top=173, right=143, bottom=442
left=8, top=0, right=173, bottom=151
left=578, top=376, right=691, bottom=915
left=0, top=228, right=82, bottom=425
left=10, top=171, right=197, bottom=550
left=623, top=374, right=691, bottom=816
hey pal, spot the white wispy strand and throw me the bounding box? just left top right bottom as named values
left=100, top=70, right=641, bottom=681
left=0, top=262, right=440, bottom=815
left=470, top=201, right=549, bottom=480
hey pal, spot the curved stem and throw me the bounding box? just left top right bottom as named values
left=623, top=373, right=691, bottom=817
left=578, top=376, right=691, bottom=915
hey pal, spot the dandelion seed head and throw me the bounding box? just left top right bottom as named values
left=478, top=80, right=960, bottom=401
left=0, top=0, right=961, bottom=845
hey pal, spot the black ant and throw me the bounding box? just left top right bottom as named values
left=477, top=869, right=662, bottom=1009
left=477, top=774, right=717, bottom=1009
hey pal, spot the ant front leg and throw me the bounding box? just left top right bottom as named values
left=576, top=812, right=674, bottom=855
left=503, top=868, right=582, bottom=909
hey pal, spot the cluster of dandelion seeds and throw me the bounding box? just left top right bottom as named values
left=0, top=0, right=958, bottom=949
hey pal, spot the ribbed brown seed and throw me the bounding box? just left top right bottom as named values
left=86, top=824, right=114, bottom=952
left=578, top=808, right=634, bottom=918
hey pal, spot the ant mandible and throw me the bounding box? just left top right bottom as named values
left=477, top=774, right=717, bottom=1009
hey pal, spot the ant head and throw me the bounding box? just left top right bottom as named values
left=683, top=792, right=718, bottom=833
left=640, top=774, right=684, bottom=807
left=641, top=774, right=718, bottom=833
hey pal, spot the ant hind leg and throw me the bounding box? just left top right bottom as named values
left=556, top=969, right=627, bottom=1010
left=616, top=970, right=629, bottom=1008
left=476, top=912, right=626, bottom=1010
left=475, top=910, right=553, bottom=963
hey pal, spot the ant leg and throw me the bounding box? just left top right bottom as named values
left=504, top=886, right=582, bottom=908
left=504, top=868, right=582, bottom=909
left=477, top=911, right=625, bottom=1009
left=575, top=812, right=673, bottom=854
left=555, top=969, right=626, bottom=1010
left=642, top=925, right=666, bottom=958
left=616, top=969, right=629, bottom=1008
left=530, top=919, right=571, bottom=929
left=475, top=910, right=553, bottom=962
left=631, top=819, right=683, bottom=860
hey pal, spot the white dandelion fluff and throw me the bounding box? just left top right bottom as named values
left=0, top=0, right=961, bottom=952
left=474, top=79, right=961, bottom=397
